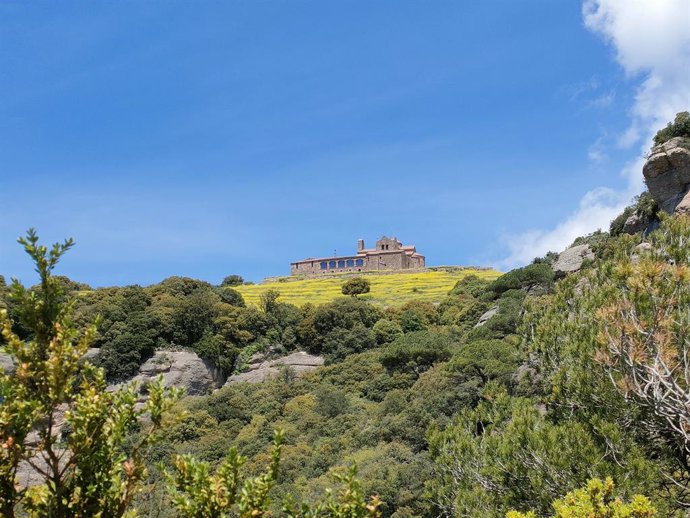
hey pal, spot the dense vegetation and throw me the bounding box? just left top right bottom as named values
left=3, top=200, right=689, bottom=515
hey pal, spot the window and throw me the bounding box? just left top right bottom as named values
left=355, top=259, right=364, bottom=267
left=381, top=245, right=384, bottom=250
left=329, top=260, right=336, bottom=269
left=320, top=262, right=327, bottom=270
left=337, top=260, right=345, bottom=268
left=346, top=259, right=354, bottom=267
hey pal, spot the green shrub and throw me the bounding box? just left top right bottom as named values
left=380, top=331, right=453, bottom=376
left=652, top=111, right=690, bottom=146
left=487, top=263, right=554, bottom=298
left=373, top=319, right=404, bottom=344
left=221, top=274, right=244, bottom=286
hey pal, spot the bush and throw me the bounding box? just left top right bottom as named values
left=221, top=274, right=244, bottom=286
left=380, top=331, right=453, bottom=376
left=215, top=286, right=245, bottom=307
left=487, top=263, right=554, bottom=298
left=652, top=111, right=690, bottom=146
left=373, top=319, right=403, bottom=344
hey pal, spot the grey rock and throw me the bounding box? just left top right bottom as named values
left=674, top=190, right=690, bottom=216
left=226, top=351, right=324, bottom=385
left=127, top=350, right=222, bottom=397
left=526, top=283, right=550, bottom=296
left=474, top=306, right=499, bottom=328
left=0, top=351, right=15, bottom=375
left=553, top=244, right=594, bottom=277
left=622, top=212, right=652, bottom=235
left=83, top=348, right=101, bottom=362
left=631, top=242, right=653, bottom=264
left=643, top=136, right=690, bottom=213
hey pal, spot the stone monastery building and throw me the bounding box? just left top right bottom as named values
left=291, top=236, right=425, bottom=276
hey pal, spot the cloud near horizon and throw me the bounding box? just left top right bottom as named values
left=500, top=0, right=690, bottom=268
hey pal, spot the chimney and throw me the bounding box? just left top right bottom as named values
left=357, top=239, right=364, bottom=252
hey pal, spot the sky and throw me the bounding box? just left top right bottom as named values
left=1, top=0, right=689, bottom=286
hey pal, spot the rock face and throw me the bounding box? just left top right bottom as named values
left=129, top=350, right=222, bottom=396
left=226, top=351, right=324, bottom=385
left=474, top=306, right=499, bottom=328
left=622, top=212, right=652, bottom=235
left=553, top=244, right=594, bottom=277
left=675, top=190, right=690, bottom=215
left=643, top=137, right=690, bottom=214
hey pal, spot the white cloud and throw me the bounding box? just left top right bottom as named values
left=500, top=0, right=690, bottom=268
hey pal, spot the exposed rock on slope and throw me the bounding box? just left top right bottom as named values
left=474, top=306, right=499, bottom=328
left=643, top=136, right=690, bottom=214
left=226, top=351, right=324, bottom=384
left=105, top=350, right=222, bottom=398
left=129, top=350, right=222, bottom=395
left=0, top=351, right=15, bottom=374
left=553, top=244, right=594, bottom=277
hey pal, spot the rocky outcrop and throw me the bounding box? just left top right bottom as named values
left=0, top=351, right=15, bottom=374
left=553, top=244, right=594, bottom=277
left=622, top=212, right=651, bottom=234
left=123, top=350, right=222, bottom=397
left=226, top=351, right=324, bottom=385
left=643, top=137, right=690, bottom=214
left=675, top=190, right=690, bottom=215
left=474, top=306, right=499, bottom=328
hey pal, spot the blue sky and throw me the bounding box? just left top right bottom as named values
left=1, top=1, right=688, bottom=286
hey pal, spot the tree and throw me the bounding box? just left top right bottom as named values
left=342, top=277, right=371, bottom=298
left=427, top=390, right=658, bottom=518
left=259, top=289, right=281, bottom=314
left=529, top=215, right=690, bottom=491
left=372, top=319, right=403, bottom=344
left=0, top=230, right=181, bottom=518
left=380, top=331, right=452, bottom=376
left=594, top=215, right=690, bottom=461
left=221, top=275, right=244, bottom=287
left=506, top=478, right=656, bottom=518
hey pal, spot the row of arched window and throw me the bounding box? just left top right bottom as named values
left=320, top=258, right=364, bottom=270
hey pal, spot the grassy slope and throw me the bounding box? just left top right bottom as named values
left=235, top=267, right=502, bottom=307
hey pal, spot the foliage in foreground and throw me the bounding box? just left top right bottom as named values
left=506, top=478, right=656, bottom=518
left=0, top=230, right=182, bottom=518
left=0, top=232, right=381, bottom=518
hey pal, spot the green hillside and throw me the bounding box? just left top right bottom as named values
left=234, top=266, right=502, bottom=307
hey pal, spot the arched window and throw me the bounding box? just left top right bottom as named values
left=320, top=262, right=327, bottom=270
left=337, top=260, right=345, bottom=268
left=346, top=259, right=354, bottom=267
left=355, top=259, right=364, bottom=267
left=329, top=260, right=336, bottom=269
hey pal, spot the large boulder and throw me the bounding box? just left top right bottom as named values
left=128, top=350, right=222, bottom=396
left=0, top=351, right=15, bottom=375
left=553, top=244, right=594, bottom=277
left=643, top=137, right=690, bottom=214
left=622, top=212, right=652, bottom=235
left=674, top=190, right=690, bottom=216
left=226, top=351, right=324, bottom=385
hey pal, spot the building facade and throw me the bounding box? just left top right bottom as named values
left=290, top=236, right=425, bottom=276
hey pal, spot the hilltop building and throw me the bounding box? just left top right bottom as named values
left=291, top=236, right=425, bottom=276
